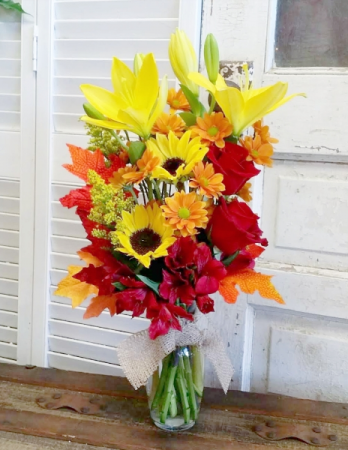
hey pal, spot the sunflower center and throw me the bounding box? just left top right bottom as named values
left=162, top=157, right=185, bottom=175
left=207, top=126, right=219, bottom=137
left=130, top=228, right=161, bottom=255
left=178, top=207, right=191, bottom=219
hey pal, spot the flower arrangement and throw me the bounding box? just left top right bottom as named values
left=55, top=30, right=304, bottom=431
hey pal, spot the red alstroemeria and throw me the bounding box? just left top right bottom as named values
left=146, top=294, right=193, bottom=339
left=116, top=278, right=156, bottom=318
left=210, top=197, right=268, bottom=255
left=208, top=142, right=260, bottom=195
left=159, top=270, right=195, bottom=305
left=196, top=295, right=215, bottom=314
left=164, top=236, right=197, bottom=271
left=194, top=244, right=227, bottom=295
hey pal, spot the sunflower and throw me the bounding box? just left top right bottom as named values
left=147, top=131, right=207, bottom=182
left=189, top=161, right=225, bottom=198
left=161, top=191, right=208, bottom=237
left=115, top=203, right=176, bottom=268
left=190, top=112, right=233, bottom=148
left=167, top=88, right=190, bottom=114
left=152, top=112, right=186, bottom=137
left=239, top=135, right=273, bottom=167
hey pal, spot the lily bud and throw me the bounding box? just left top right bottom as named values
left=133, top=53, right=146, bottom=76
left=169, top=30, right=199, bottom=96
left=83, top=103, right=105, bottom=120
left=204, top=33, right=219, bottom=84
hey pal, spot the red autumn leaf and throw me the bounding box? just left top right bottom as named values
left=60, top=186, right=92, bottom=211
left=63, top=145, right=107, bottom=182
left=84, top=294, right=118, bottom=319
left=101, top=153, right=126, bottom=181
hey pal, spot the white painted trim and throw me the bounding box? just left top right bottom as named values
left=31, top=0, right=54, bottom=367
left=16, top=0, right=37, bottom=365
left=178, top=0, right=203, bottom=55
left=240, top=305, right=255, bottom=392
left=264, top=0, right=277, bottom=73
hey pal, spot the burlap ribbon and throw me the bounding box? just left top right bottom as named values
left=117, top=313, right=234, bottom=393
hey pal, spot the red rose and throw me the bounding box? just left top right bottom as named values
left=210, top=198, right=268, bottom=255
left=208, top=142, right=260, bottom=195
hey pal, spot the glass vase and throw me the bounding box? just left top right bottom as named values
left=146, top=345, right=204, bottom=432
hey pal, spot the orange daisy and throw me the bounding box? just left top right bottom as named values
left=253, top=120, right=279, bottom=145
left=190, top=112, right=233, bottom=148
left=122, top=149, right=161, bottom=184
left=161, top=191, right=208, bottom=237
left=189, top=162, right=225, bottom=198
left=152, top=112, right=186, bottom=137
left=109, top=166, right=135, bottom=189
left=239, top=135, right=273, bottom=167
left=237, top=182, right=252, bottom=202
left=167, top=88, right=190, bottom=114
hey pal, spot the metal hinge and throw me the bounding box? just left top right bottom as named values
left=32, top=26, right=38, bottom=72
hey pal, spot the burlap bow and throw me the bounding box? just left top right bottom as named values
left=117, top=313, right=234, bottom=393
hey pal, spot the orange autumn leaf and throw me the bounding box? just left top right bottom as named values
left=246, top=244, right=265, bottom=259
left=77, top=251, right=103, bottom=267
left=54, top=265, right=98, bottom=308
left=84, top=294, right=118, bottom=319
left=63, top=144, right=106, bottom=182
left=219, top=269, right=285, bottom=305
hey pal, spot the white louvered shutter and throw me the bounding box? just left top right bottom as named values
left=46, top=0, right=202, bottom=375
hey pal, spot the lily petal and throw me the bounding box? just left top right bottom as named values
left=80, top=85, right=120, bottom=122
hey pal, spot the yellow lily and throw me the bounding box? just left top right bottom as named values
left=169, top=30, right=199, bottom=96
left=189, top=66, right=306, bottom=136
left=80, top=53, right=168, bottom=139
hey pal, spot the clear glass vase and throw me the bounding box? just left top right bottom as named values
left=146, top=345, right=204, bottom=431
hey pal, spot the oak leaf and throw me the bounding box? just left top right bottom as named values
left=54, top=265, right=98, bottom=308
left=63, top=145, right=107, bottom=182
left=60, top=186, right=92, bottom=211
left=77, top=251, right=103, bottom=267
left=84, top=294, right=118, bottom=319
left=219, top=269, right=284, bottom=304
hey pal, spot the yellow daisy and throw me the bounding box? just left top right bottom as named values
left=115, top=203, right=176, bottom=268
left=147, top=131, right=207, bottom=182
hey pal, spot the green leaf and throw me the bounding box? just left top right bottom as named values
left=113, top=282, right=127, bottom=291
left=222, top=251, right=239, bottom=267
left=179, top=112, right=197, bottom=127
left=136, top=274, right=160, bottom=295
left=180, top=84, right=206, bottom=117
left=128, top=141, right=146, bottom=164
left=0, top=0, right=28, bottom=14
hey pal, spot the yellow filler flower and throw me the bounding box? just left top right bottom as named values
left=80, top=53, right=168, bottom=139
left=115, top=203, right=176, bottom=268
left=147, top=131, right=208, bottom=182
left=189, top=66, right=306, bottom=137
left=169, top=30, right=199, bottom=96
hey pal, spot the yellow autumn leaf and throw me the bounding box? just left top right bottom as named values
left=54, top=265, right=98, bottom=308
left=77, top=251, right=103, bottom=267
left=219, top=269, right=284, bottom=305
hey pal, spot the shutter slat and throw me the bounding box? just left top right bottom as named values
left=0, top=294, right=18, bottom=312
left=55, top=0, right=179, bottom=20
left=0, top=310, right=17, bottom=328
left=54, top=114, right=83, bottom=134
left=0, top=94, right=20, bottom=112
left=0, top=60, right=21, bottom=77
left=0, top=77, right=21, bottom=95
left=0, top=325, right=17, bottom=344
left=55, top=20, right=178, bottom=40
left=52, top=201, right=80, bottom=221
left=49, top=319, right=128, bottom=347
left=48, top=352, right=124, bottom=377
left=49, top=335, right=120, bottom=365
left=0, top=112, right=20, bottom=131
left=0, top=230, right=19, bottom=248
left=51, top=236, right=89, bottom=254
left=0, top=263, right=18, bottom=281
left=0, top=213, right=19, bottom=232
left=0, top=341, right=16, bottom=360
left=49, top=303, right=149, bottom=333
left=51, top=252, right=80, bottom=270
left=0, top=246, right=18, bottom=264
left=0, top=196, right=19, bottom=214
left=0, top=278, right=18, bottom=296
left=0, top=41, right=21, bottom=59
left=52, top=218, right=85, bottom=238
left=0, top=24, right=21, bottom=40
left=0, top=180, right=20, bottom=197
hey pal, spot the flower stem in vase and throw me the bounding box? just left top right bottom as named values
left=159, top=356, right=178, bottom=424
left=176, top=358, right=191, bottom=424
left=169, top=387, right=178, bottom=418
left=183, top=351, right=198, bottom=420
left=192, top=346, right=204, bottom=397
left=151, top=354, right=170, bottom=410
left=149, top=368, right=160, bottom=405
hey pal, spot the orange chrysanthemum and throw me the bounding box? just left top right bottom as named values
left=167, top=88, right=190, bottom=114
left=152, top=112, right=186, bottom=137
left=239, top=135, right=273, bottom=167
left=109, top=166, right=135, bottom=189
left=189, top=162, right=225, bottom=198
left=253, top=120, right=279, bottom=145
left=237, top=182, right=252, bottom=202
left=122, top=149, right=161, bottom=184
left=190, top=112, right=233, bottom=148
left=161, top=191, right=208, bottom=237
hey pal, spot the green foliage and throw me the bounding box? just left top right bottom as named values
left=136, top=274, right=160, bottom=295
left=0, top=0, right=28, bottom=14
left=85, top=124, right=124, bottom=158
left=180, top=84, right=206, bottom=118
left=179, top=112, right=197, bottom=127
left=128, top=141, right=146, bottom=164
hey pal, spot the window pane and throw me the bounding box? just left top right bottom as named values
left=275, top=0, right=348, bottom=67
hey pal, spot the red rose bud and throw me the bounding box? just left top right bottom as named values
left=210, top=198, right=268, bottom=255
left=208, top=142, right=260, bottom=195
